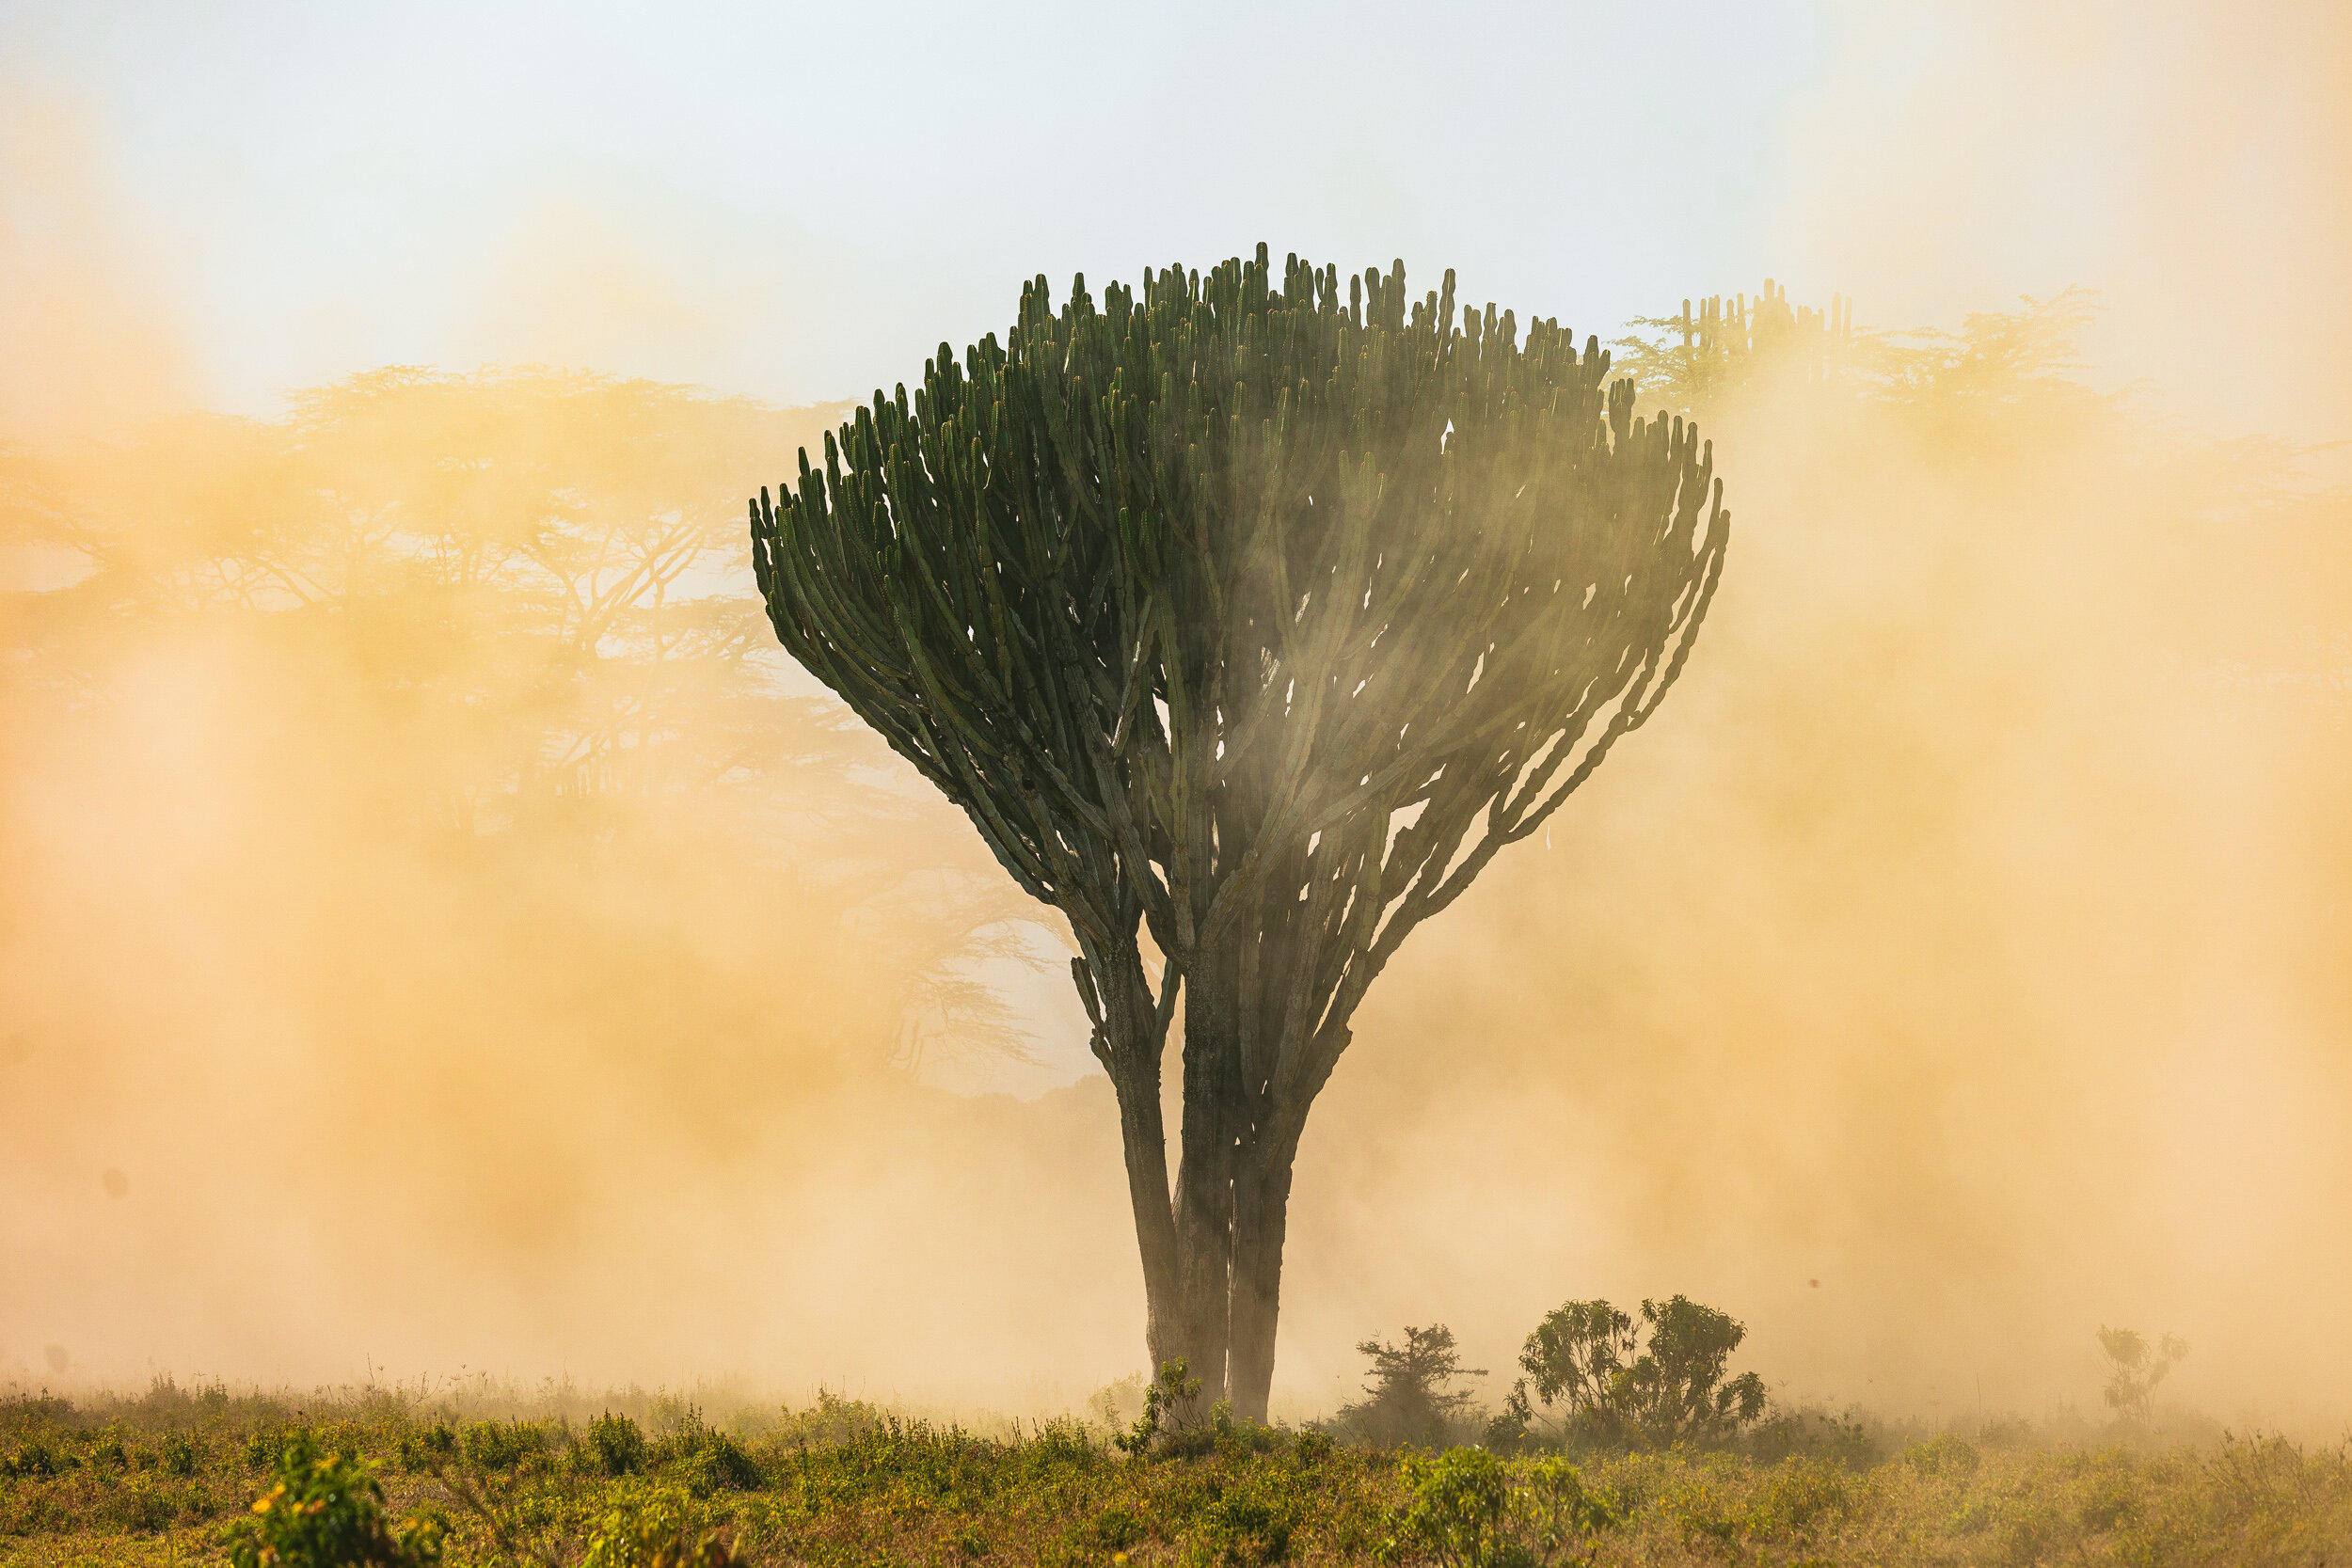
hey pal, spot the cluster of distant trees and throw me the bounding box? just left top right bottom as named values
left=1327, top=1298, right=1765, bottom=1452
left=1323, top=1304, right=2191, bottom=1453
left=0, top=371, right=1040, bottom=1189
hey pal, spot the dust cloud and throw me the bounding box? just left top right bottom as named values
left=3, top=3, right=2347, bottom=1433
left=0, top=88, right=195, bottom=440
left=1269, top=0, right=2352, bottom=1430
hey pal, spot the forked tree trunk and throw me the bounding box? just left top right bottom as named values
left=1115, top=935, right=1316, bottom=1425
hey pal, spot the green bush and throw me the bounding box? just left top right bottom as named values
left=1518, top=1457, right=1620, bottom=1546
left=160, top=1429, right=203, bottom=1476
left=1118, top=1361, right=1204, bottom=1456
left=245, top=1424, right=308, bottom=1471
left=1499, top=1296, right=1767, bottom=1451
left=587, top=1413, right=652, bottom=1477
left=578, top=1483, right=734, bottom=1568
left=458, top=1418, right=548, bottom=1472
left=683, top=1432, right=761, bottom=1494
left=1015, top=1418, right=1100, bottom=1479
left=1381, top=1448, right=1521, bottom=1568
left=1189, top=1477, right=1298, bottom=1566
left=1292, top=1431, right=1337, bottom=1466
left=222, top=1430, right=445, bottom=1568
left=97, top=1474, right=182, bottom=1533
left=1752, top=1457, right=1855, bottom=1542
left=1748, top=1406, right=1878, bottom=1468
left=393, top=1421, right=455, bottom=1475
left=1380, top=1448, right=1618, bottom=1568
left=1089, top=1501, right=1144, bottom=1549
left=3, top=1435, right=64, bottom=1478
left=643, top=1408, right=762, bottom=1493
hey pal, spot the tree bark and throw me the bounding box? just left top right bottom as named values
left=1167, top=932, right=1240, bottom=1406
left=1081, top=937, right=1191, bottom=1395
left=1225, top=1139, right=1297, bottom=1423
left=1108, top=923, right=1318, bottom=1423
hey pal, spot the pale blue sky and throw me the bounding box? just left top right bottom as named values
left=4, top=3, right=2344, bottom=442
left=8, top=0, right=1823, bottom=411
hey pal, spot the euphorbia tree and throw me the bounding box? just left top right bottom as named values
left=750, top=246, right=1729, bottom=1419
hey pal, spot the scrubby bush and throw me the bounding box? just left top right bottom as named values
left=772, top=1388, right=890, bottom=1447
left=1378, top=1446, right=1617, bottom=1567
left=577, top=1485, right=736, bottom=1568
left=1191, top=1481, right=1297, bottom=1565
left=459, top=1418, right=548, bottom=1472
left=221, top=1430, right=445, bottom=1568
left=99, top=1472, right=184, bottom=1532
left=2099, top=1326, right=2187, bottom=1425
left=1089, top=1373, right=1148, bottom=1432
left=586, top=1413, right=652, bottom=1477
left=657, top=1418, right=760, bottom=1495
left=1117, top=1360, right=1205, bottom=1456
left=1381, top=1448, right=1514, bottom=1567
left=1903, top=1432, right=1981, bottom=1480
left=1493, top=1296, right=1767, bottom=1450
left=2, top=1435, right=64, bottom=1479
left=1330, top=1327, right=1486, bottom=1449
left=161, top=1429, right=204, bottom=1476
left=1747, top=1405, right=1879, bottom=1468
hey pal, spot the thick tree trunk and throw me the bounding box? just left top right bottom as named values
left=1099, top=928, right=1324, bottom=1424
left=1167, top=933, right=1241, bottom=1405
left=1225, top=1143, right=1296, bottom=1423
left=1082, top=941, right=1189, bottom=1394
left=1107, top=1065, right=1181, bottom=1363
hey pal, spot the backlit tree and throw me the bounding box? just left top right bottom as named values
left=751, top=246, right=1731, bottom=1418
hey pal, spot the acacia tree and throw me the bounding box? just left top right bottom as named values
left=751, top=246, right=1730, bottom=1418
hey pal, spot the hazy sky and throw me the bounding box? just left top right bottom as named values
left=8, top=2, right=2345, bottom=448
left=5, top=0, right=2346, bottom=1097
left=4, top=0, right=1821, bottom=415
left=6, top=0, right=2351, bottom=1414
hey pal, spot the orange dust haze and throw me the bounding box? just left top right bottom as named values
left=2, top=2, right=2346, bottom=1433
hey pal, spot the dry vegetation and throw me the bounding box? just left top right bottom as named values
left=4, top=1378, right=2349, bottom=1567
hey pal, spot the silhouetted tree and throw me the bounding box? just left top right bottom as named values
left=1331, top=1324, right=1486, bottom=1447
left=2098, top=1326, right=2186, bottom=1426
left=751, top=246, right=1731, bottom=1418
left=1497, top=1295, right=1767, bottom=1449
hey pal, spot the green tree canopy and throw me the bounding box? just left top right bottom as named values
left=753, top=246, right=1730, bottom=1416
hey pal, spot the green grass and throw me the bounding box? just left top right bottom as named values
left=5, top=1384, right=2349, bottom=1566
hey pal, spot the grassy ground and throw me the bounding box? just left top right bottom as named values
left=5, top=1384, right=2349, bottom=1566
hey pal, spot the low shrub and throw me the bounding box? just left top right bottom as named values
left=1903, top=1432, right=1981, bottom=1480
left=459, top=1418, right=548, bottom=1472
left=161, top=1430, right=203, bottom=1476
left=1379, top=1447, right=1616, bottom=1567
left=586, top=1413, right=652, bottom=1478
left=2, top=1435, right=64, bottom=1479
left=221, top=1430, right=445, bottom=1568
left=1188, top=1473, right=1298, bottom=1566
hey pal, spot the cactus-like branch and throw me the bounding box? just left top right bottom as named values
left=751, top=242, right=1728, bottom=1122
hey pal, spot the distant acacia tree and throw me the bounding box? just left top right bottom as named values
left=752, top=246, right=1731, bottom=1418
left=1331, top=1324, right=1486, bottom=1447
left=0, top=371, right=1029, bottom=1072
left=2097, top=1327, right=2186, bottom=1426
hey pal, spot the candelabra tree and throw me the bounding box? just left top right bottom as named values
left=750, top=245, right=1730, bottom=1420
